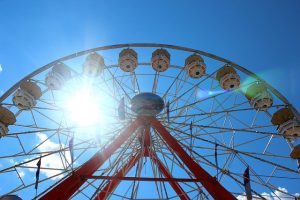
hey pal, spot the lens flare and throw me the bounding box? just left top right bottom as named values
left=197, top=89, right=226, bottom=99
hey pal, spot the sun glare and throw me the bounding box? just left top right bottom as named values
left=57, top=78, right=118, bottom=142
left=65, top=87, right=103, bottom=127
left=69, top=92, right=101, bottom=126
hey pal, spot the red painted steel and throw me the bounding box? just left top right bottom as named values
left=94, top=152, right=141, bottom=200
left=95, top=141, right=189, bottom=199
left=143, top=125, right=151, bottom=147
left=39, top=117, right=143, bottom=200
left=148, top=150, right=190, bottom=200
left=39, top=116, right=236, bottom=200
left=137, top=124, right=151, bottom=148
left=149, top=117, right=237, bottom=200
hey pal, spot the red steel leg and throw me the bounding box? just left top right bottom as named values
left=39, top=117, right=143, bottom=200
left=94, top=152, right=141, bottom=200
left=148, top=150, right=190, bottom=200
left=95, top=149, right=189, bottom=200
left=138, top=124, right=151, bottom=148
left=149, top=117, right=236, bottom=200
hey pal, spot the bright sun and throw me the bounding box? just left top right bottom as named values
left=58, top=77, right=105, bottom=129
left=58, top=77, right=116, bottom=142
left=66, top=89, right=103, bottom=127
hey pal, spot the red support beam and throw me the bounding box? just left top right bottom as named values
left=39, top=116, right=236, bottom=199
left=149, top=117, right=236, bottom=200
left=39, top=117, right=143, bottom=200
left=94, top=149, right=189, bottom=200
left=143, top=124, right=151, bottom=147
left=138, top=124, right=151, bottom=148
left=94, top=152, right=141, bottom=200
left=148, top=150, right=190, bottom=200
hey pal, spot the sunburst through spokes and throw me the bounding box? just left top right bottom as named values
left=0, top=43, right=299, bottom=200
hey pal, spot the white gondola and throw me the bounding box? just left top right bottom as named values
left=216, top=65, right=240, bottom=90
left=249, top=91, right=273, bottom=110
left=271, top=108, right=300, bottom=141
left=151, top=49, right=170, bottom=72
left=45, top=63, right=71, bottom=90
left=119, top=48, right=138, bottom=72
left=83, top=52, right=105, bottom=77
left=278, top=120, right=300, bottom=141
left=245, top=83, right=272, bottom=110
left=0, top=106, right=16, bottom=137
left=185, top=54, right=206, bottom=78
left=12, top=81, right=42, bottom=110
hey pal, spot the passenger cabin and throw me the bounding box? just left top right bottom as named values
left=0, top=106, right=16, bottom=137
left=151, top=49, right=170, bottom=72
left=245, top=82, right=272, bottom=110
left=45, top=63, right=71, bottom=90
left=185, top=54, right=206, bottom=78
left=271, top=108, right=300, bottom=141
left=83, top=52, right=105, bottom=77
left=119, top=49, right=138, bottom=72
left=216, top=65, right=240, bottom=90
left=13, top=81, right=42, bottom=110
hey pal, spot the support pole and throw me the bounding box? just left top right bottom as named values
left=148, top=150, right=190, bottom=200
left=94, top=152, right=141, bottom=200
left=95, top=148, right=189, bottom=200
left=39, top=116, right=236, bottom=200
left=39, top=117, right=143, bottom=200
left=149, top=117, right=236, bottom=200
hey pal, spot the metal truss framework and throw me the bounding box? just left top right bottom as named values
left=1, top=43, right=299, bottom=200
left=39, top=117, right=236, bottom=200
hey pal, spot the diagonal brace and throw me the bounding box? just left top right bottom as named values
left=39, top=117, right=143, bottom=200
left=149, top=117, right=236, bottom=200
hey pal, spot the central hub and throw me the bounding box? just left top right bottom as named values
left=131, top=93, right=165, bottom=116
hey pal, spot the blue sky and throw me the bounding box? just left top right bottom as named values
left=0, top=0, right=300, bottom=199
left=0, top=0, right=300, bottom=111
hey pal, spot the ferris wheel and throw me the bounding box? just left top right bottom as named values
left=0, top=43, right=299, bottom=200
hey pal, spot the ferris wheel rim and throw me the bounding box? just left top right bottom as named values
left=0, top=43, right=299, bottom=199
left=1, top=43, right=298, bottom=121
